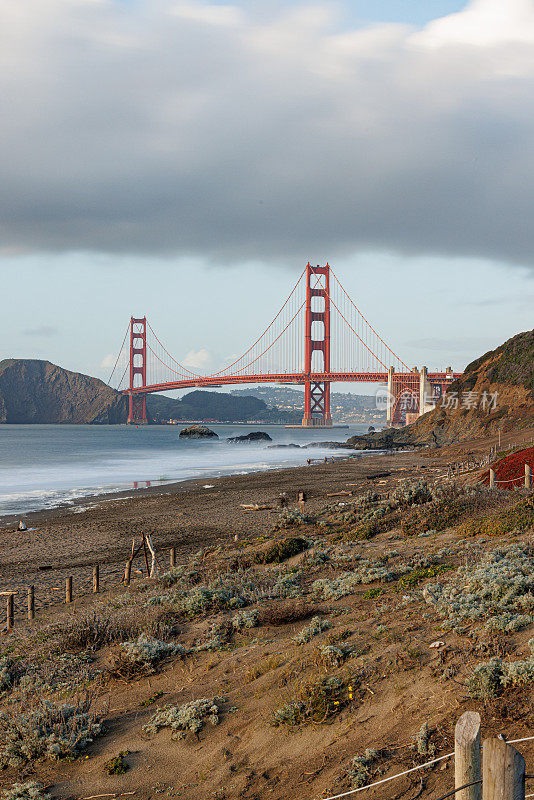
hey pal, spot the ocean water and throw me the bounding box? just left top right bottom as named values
left=0, top=424, right=371, bottom=518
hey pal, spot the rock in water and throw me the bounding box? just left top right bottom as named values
left=227, top=431, right=272, bottom=443
left=179, top=425, right=218, bottom=439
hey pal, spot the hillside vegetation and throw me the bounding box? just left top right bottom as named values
left=2, top=466, right=534, bottom=799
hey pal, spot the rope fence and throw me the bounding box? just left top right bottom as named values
left=316, top=722, right=534, bottom=800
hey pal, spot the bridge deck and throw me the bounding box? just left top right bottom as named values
left=123, top=372, right=461, bottom=394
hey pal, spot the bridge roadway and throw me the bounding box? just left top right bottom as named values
left=124, top=371, right=459, bottom=394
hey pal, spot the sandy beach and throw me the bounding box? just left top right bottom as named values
left=0, top=438, right=489, bottom=613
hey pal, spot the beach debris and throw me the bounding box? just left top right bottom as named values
left=202, top=484, right=215, bottom=489
left=240, top=504, right=272, bottom=511
left=17, top=521, right=27, bottom=532
left=429, top=640, right=445, bottom=649
left=326, top=490, right=353, bottom=497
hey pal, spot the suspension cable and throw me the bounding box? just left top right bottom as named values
left=146, top=321, right=200, bottom=378
left=310, top=266, right=390, bottom=371
left=107, top=323, right=130, bottom=386
left=329, top=266, right=411, bottom=370
left=221, top=271, right=324, bottom=376
left=207, top=265, right=307, bottom=378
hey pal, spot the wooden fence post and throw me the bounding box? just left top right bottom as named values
left=455, top=711, right=481, bottom=800
left=27, top=586, right=35, bottom=621
left=124, top=560, right=132, bottom=586
left=482, top=738, right=525, bottom=800
left=93, top=564, right=99, bottom=594
left=489, top=469, right=495, bottom=489
left=6, top=594, right=14, bottom=631
left=65, top=576, right=73, bottom=604
left=525, top=464, right=532, bottom=490
left=170, top=547, right=176, bottom=569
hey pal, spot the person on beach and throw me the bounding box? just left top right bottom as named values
left=17, top=520, right=27, bottom=531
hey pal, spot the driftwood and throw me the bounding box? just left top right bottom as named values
left=240, top=504, right=272, bottom=511
left=144, top=533, right=160, bottom=577
left=326, top=490, right=353, bottom=497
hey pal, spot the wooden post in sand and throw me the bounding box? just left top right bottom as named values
left=525, top=464, right=532, bottom=490
left=455, top=712, right=481, bottom=800
left=93, top=564, right=100, bottom=594
left=170, top=547, right=176, bottom=569
left=482, top=738, right=525, bottom=800
left=65, top=576, right=73, bottom=603
left=124, top=560, right=132, bottom=586
left=489, top=469, right=495, bottom=489
left=27, top=586, right=35, bottom=620
left=6, top=593, right=14, bottom=631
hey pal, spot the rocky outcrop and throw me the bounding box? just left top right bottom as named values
left=227, top=431, right=272, bottom=443
left=0, top=359, right=128, bottom=424
left=179, top=425, right=218, bottom=439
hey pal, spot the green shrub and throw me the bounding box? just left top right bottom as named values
left=109, top=635, right=186, bottom=680
left=273, top=510, right=313, bottom=530
left=413, top=722, right=435, bottom=756
left=424, top=544, right=534, bottom=630
left=0, top=695, right=102, bottom=767
left=294, top=616, right=332, bottom=645
left=363, top=587, right=383, bottom=600
left=459, top=499, right=534, bottom=537
left=105, top=751, right=130, bottom=775
left=143, top=698, right=222, bottom=740
left=468, top=645, right=534, bottom=699
left=398, top=565, right=452, bottom=589
left=271, top=675, right=347, bottom=726
left=2, top=783, right=51, bottom=800
left=348, top=749, right=377, bottom=788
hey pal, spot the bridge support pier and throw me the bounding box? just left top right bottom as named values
left=127, top=392, right=148, bottom=425
left=303, top=380, right=332, bottom=427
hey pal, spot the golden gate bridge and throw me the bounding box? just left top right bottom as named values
left=108, top=263, right=461, bottom=427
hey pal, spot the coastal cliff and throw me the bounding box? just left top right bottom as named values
left=347, top=329, right=534, bottom=448
left=0, top=359, right=128, bottom=424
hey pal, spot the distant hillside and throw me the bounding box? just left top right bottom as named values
left=0, top=359, right=127, bottom=424
left=148, top=390, right=268, bottom=423
left=0, top=359, right=289, bottom=424
left=347, top=329, right=534, bottom=448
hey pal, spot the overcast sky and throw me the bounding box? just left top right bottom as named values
left=2, top=0, right=534, bottom=392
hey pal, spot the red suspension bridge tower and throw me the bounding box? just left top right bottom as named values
left=303, top=263, right=332, bottom=426
left=127, top=317, right=147, bottom=425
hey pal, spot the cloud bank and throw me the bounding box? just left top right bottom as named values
left=1, top=0, right=534, bottom=265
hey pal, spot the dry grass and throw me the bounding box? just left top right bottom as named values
left=256, top=600, right=313, bottom=627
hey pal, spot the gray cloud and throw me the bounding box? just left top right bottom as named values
left=22, top=326, right=59, bottom=337
left=2, top=1, right=534, bottom=265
